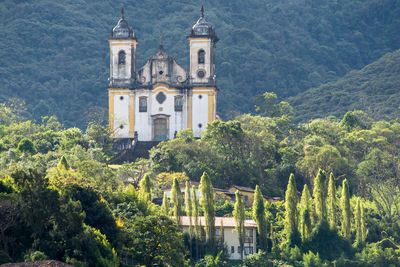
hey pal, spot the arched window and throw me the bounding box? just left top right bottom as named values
left=118, top=50, right=126, bottom=65
left=198, top=49, right=205, bottom=64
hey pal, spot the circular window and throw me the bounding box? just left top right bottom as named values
left=198, top=123, right=202, bottom=128
left=199, top=95, right=203, bottom=99
left=119, top=125, right=124, bottom=129
left=120, top=96, right=124, bottom=100
left=197, top=70, right=205, bottom=78
left=156, top=92, right=166, bottom=104
left=159, top=70, right=164, bottom=75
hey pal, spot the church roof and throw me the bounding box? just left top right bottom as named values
left=111, top=8, right=136, bottom=40
left=190, top=6, right=218, bottom=42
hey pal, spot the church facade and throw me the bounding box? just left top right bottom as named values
left=107, top=7, right=218, bottom=142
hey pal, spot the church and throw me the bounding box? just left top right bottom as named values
left=107, top=6, right=218, bottom=143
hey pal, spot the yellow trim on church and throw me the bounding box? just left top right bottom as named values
left=108, top=91, right=115, bottom=135
left=129, top=93, right=135, bottom=137
left=188, top=93, right=192, bottom=130
left=208, top=94, right=214, bottom=122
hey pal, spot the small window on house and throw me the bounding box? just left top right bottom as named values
left=216, top=229, right=220, bottom=236
left=231, top=246, right=235, bottom=254
left=139, top=97, right=147, bottom=112
left=174, top=96, right=183, bottom=111
left=198, top=49, right=205, bottom=64
left=244, top=195, right=249, bottom=203
left=118, top=50, right=126, bottom=65
left=238, top=246, right=242, bottom=254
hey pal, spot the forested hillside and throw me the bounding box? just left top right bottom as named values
left=0, top=0, right=399, bottom=127
left=289, top=49, right=400, bottom=122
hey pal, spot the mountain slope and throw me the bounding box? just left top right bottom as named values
left=289, top=49, right=400, bottom=122
left=0, top=0, right=399, bottom=127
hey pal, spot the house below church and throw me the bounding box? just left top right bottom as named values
left=180, top=216, right=257, bottom=260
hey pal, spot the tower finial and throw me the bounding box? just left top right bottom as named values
left=121, top=6, right=125, bottom=20
left=159, top=32, right=164, bottom=48
left=201, top=5, right=204, bottom=17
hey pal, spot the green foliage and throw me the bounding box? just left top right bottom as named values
left=125, top=215, right=187, bottom=267
left=171, top=177, right=183, bottom=225
left=290, top=50, right=400, bottom=123
left=242, top=251, right=275, bottom=267
left=302, top=250, right=322, bottom=267
left=185, top=181, right=193, bottom=237
left=192, top=185, right=201, bottom=240
left=215, top=200, right=234, bottom=217
left=233, top=191, right=246, bottom=260
left=284, top=173, right=298, bottom=238
left=0, top=250, right=12, bottom=264
left=161, top=191, right=170, bottom=215
left=327, top=173, right=337, bottom=229
left=252, top=185, right=268, bottom=251
left=341, top=179, right=351, bottom=239
left=57, top=155, right=70, bottom=170
left=16, top=138, right=37, bottom=154
left=299, top=185, right=312, bottom=241
left=24, top=250, right=48, bottom=262
left=138, top=173, right=152, bottom=203
left=313, top=169, right=327, bottom=223
left=199, top=172, right=216, bottom=252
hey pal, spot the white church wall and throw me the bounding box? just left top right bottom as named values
left=134, top=90, right=152, bottom=141
left=192, top=92, right=209, bottom=137
left=113, top=94, right=130, bottom=138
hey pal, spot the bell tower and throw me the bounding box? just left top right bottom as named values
left=188, top=6, right=219, bottom=84
left=108, top=8, right=138, bottom=87
left=108, top=8, right=138, bottom=139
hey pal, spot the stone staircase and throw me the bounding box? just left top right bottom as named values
left=108, top=141, right=160, bottom=164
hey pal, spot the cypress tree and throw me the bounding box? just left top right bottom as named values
left=192, top=185, right=200, bottom=239
left=361, top=203, right=367, bottom=242
left=299, top=184, right=312, bottom=240
left=57, top=155, right=70, bottom=170
left=192, top=185, right=200, bottom=259
left=285, top=173, right=298, bottom=236
left=139, top=173, right=152, bottom=203
left=252, top=185, right=268, bottom=251
left=199, top=172, right=215, bottom=252
left=185, top=181, right=193, bottom=238
left=355, top=198, right=362, bottom=244
left=161, top=192, right=170, bottom=215
left=341, top=179, right=351, bottom=239
left=171, top=178, right=183, bottom=225
left=313, top=169, right=327, bottom=223
left=327, top=173, right=337, bottom=229
left=233, top=190, right=245, bottom=260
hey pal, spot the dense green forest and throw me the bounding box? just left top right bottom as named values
left=0, top=0, right=400, bottom=127
left=1, top=99, right=400, bottom=265
left=289, top=49, right=400, bottom=122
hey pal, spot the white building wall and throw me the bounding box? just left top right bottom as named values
left=134, top=86, right=186, bottom=141
left=113, top=94, right=130, bottom=138
left=192, top=92, right=209, bottom=137
left=181, top=225, right=257, bottom=260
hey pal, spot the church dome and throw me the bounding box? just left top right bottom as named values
left=190, top=6, right=218, bottom=41
left=111, top=8, right=136, bottom=39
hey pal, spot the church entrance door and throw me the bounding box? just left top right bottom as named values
left=153, top=118, right=169, bottom=141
